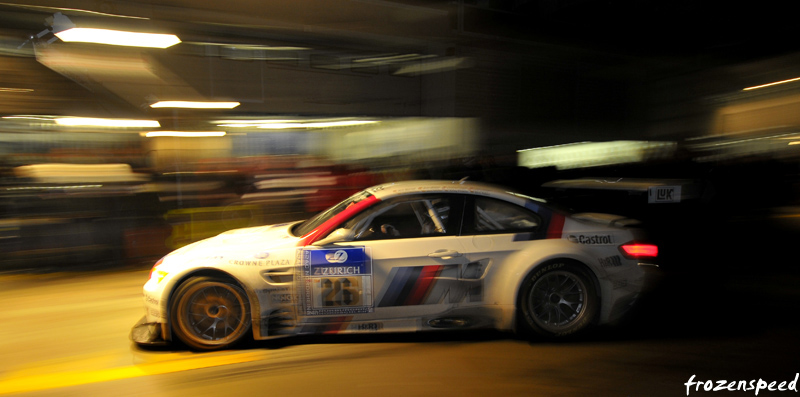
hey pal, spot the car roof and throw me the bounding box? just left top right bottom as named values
left=366, top=180, right=533, bottom=204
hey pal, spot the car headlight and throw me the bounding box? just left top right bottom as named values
left=148, top=258, right=168, bottom=283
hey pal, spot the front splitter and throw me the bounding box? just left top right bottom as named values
left=130, top=315, right=168, bottom=346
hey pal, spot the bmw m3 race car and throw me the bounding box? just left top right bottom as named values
left=131, top=180, right=659, bottom=350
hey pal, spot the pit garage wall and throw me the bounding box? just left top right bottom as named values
left=638, top=52, right=800, bottom=146
left=318, top=117, right=478, bottom=165
left=147, top=136, right=233, bottom=171
left=145, top=117, right=478, bottom=172
left=712, top=94, right=800, bottom=135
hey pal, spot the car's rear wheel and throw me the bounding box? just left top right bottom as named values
left=518, top=261, right=598, bottom=338
left=170, top=277, right=251, bottom=351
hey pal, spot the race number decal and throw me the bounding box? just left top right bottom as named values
left=301, top=247, right=373, bottom=316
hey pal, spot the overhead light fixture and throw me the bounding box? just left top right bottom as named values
left=222, top=44, right=309, bottom=51
left=257, top=120, right=379, bottom=129
left=392, top=57, right=473, bottom=76
left=355, top=53, right=436, bottom=65
left=2, top=115, right=53, bottom=121
left=54, top=28, right=181, bottom=48
left=0, top=87, right=34, bottom=93
left=216, top=119, right=298, bottom=127
left=213, top=118, right=379, bottom=129
left=55, top=117, right=160, bottom=128
left=150, top=101, right=240, bottom=109
left=743, top=77, right=800, bottom=91
left=187, top=42, right=310, bottom=51
left=144, top=131, right=226, bottom=137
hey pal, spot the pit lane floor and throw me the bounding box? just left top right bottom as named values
left=1, top=255, right=799, bottom=397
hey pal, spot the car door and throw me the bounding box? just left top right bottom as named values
left=461, top=195, right=547, bottom=282
left=300, top=194, right=474, bottom=329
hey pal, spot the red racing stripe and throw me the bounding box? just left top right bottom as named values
left=322, top=316, right=352, bottom=334
left=297, top=195, right=380, bottom=246
left=404, top=265, right=443, bottom=305
left=546, top=213, right=565, bottom=239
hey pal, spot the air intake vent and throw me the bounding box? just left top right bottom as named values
left=267, top=308, right=295, bottom=335
left=263, top=267, right=293, bottom=284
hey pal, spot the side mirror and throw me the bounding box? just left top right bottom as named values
left=312, top=228, right=354, bottom=246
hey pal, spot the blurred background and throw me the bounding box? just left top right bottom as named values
left=2, top=0, right=800, bottom=272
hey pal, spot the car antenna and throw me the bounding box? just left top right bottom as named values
left=459, top=177, right=469, bottom=184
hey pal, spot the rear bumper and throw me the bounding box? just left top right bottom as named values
left=639, top=262, right=664, bottom=292
left=130, top=315, right=168, bottom=346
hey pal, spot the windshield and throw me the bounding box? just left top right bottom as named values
left=291, top=190, right=374, bottom=237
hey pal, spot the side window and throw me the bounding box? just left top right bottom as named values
left=472, top=197, right=540, bottom=234
left=344, top=195, right=461, bottom=241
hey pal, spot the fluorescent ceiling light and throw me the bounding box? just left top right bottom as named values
left=145, top=131, right=226, bottom=137
left=257, top=120, right=379, bottom=129
left=355, top=53, right=436, bottom=65
left=150, top=101, right=240, bottom=109
left=213, top=119, right=379, bottom=129
left=2, top=115, right=53, bottom=121
left=216, top=120, right=298, bottom=127
left=0, top=88, right=34, bottom=93
left=188, top=42, right=310, bottom=51
left=743, top=77, right=800, bottom=91
left=392, top=57, right=473, bottom=76
left=55, top=117, right=160, bottom=128
left=223, top=45, right=309, bottom=51
left=54, top=28, right=181, bottom=48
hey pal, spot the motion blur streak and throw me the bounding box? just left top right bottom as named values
left=0, top=351, right=267, bottom=395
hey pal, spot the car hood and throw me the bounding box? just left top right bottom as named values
left=168, top=221, right=302, bottom=260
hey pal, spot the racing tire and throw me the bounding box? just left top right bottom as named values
left=518, top=261, right=599, bottom=338
left=170, top=276, right=251, bottom=351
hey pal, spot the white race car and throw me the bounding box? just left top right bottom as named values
left=131, top=180, right=659, bottom=350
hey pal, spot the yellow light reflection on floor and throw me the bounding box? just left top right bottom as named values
left=0, top=351, right=267, bottom=395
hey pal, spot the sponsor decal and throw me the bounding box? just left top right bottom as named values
left=260, top=286, right=291, bottom=294
left=568, top=234, right=615, bottom=245
left=598, top=255, right=623, bottom=268
left=376, top=263, right=483, bottom=307
left=301, top=247, right=373, bottom=316
left=325, top=250, right=348, bottom=264
left=648, top=186, right=681, bottom=203
left=304, top=248, right=370, bottom=276
left=254, top=251, right=270, bottom=259
left=312, top=266, right=363, bottom=276
left=271, top=293, right=294, bottom=304
left=259, top=287, right=295, bottom=303
left=229, top=259, right=291, bottom=266
left=298, top=316, right=353, bottom=335
left=530, top=262, right=565, bottom=281
left=144, top=294, right=159, bottom=305
left=355, top=322, right=383, bottom=332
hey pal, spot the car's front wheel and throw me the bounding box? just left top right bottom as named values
left=518, top=261, right=599, bottom=338
left=170, top=276, right=251, bottom=351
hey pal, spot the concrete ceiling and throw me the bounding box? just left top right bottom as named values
left=1, top=0, right=799, bottom=121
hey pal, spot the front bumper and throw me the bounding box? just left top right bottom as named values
left=130, top=315, right=168, bottom=346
